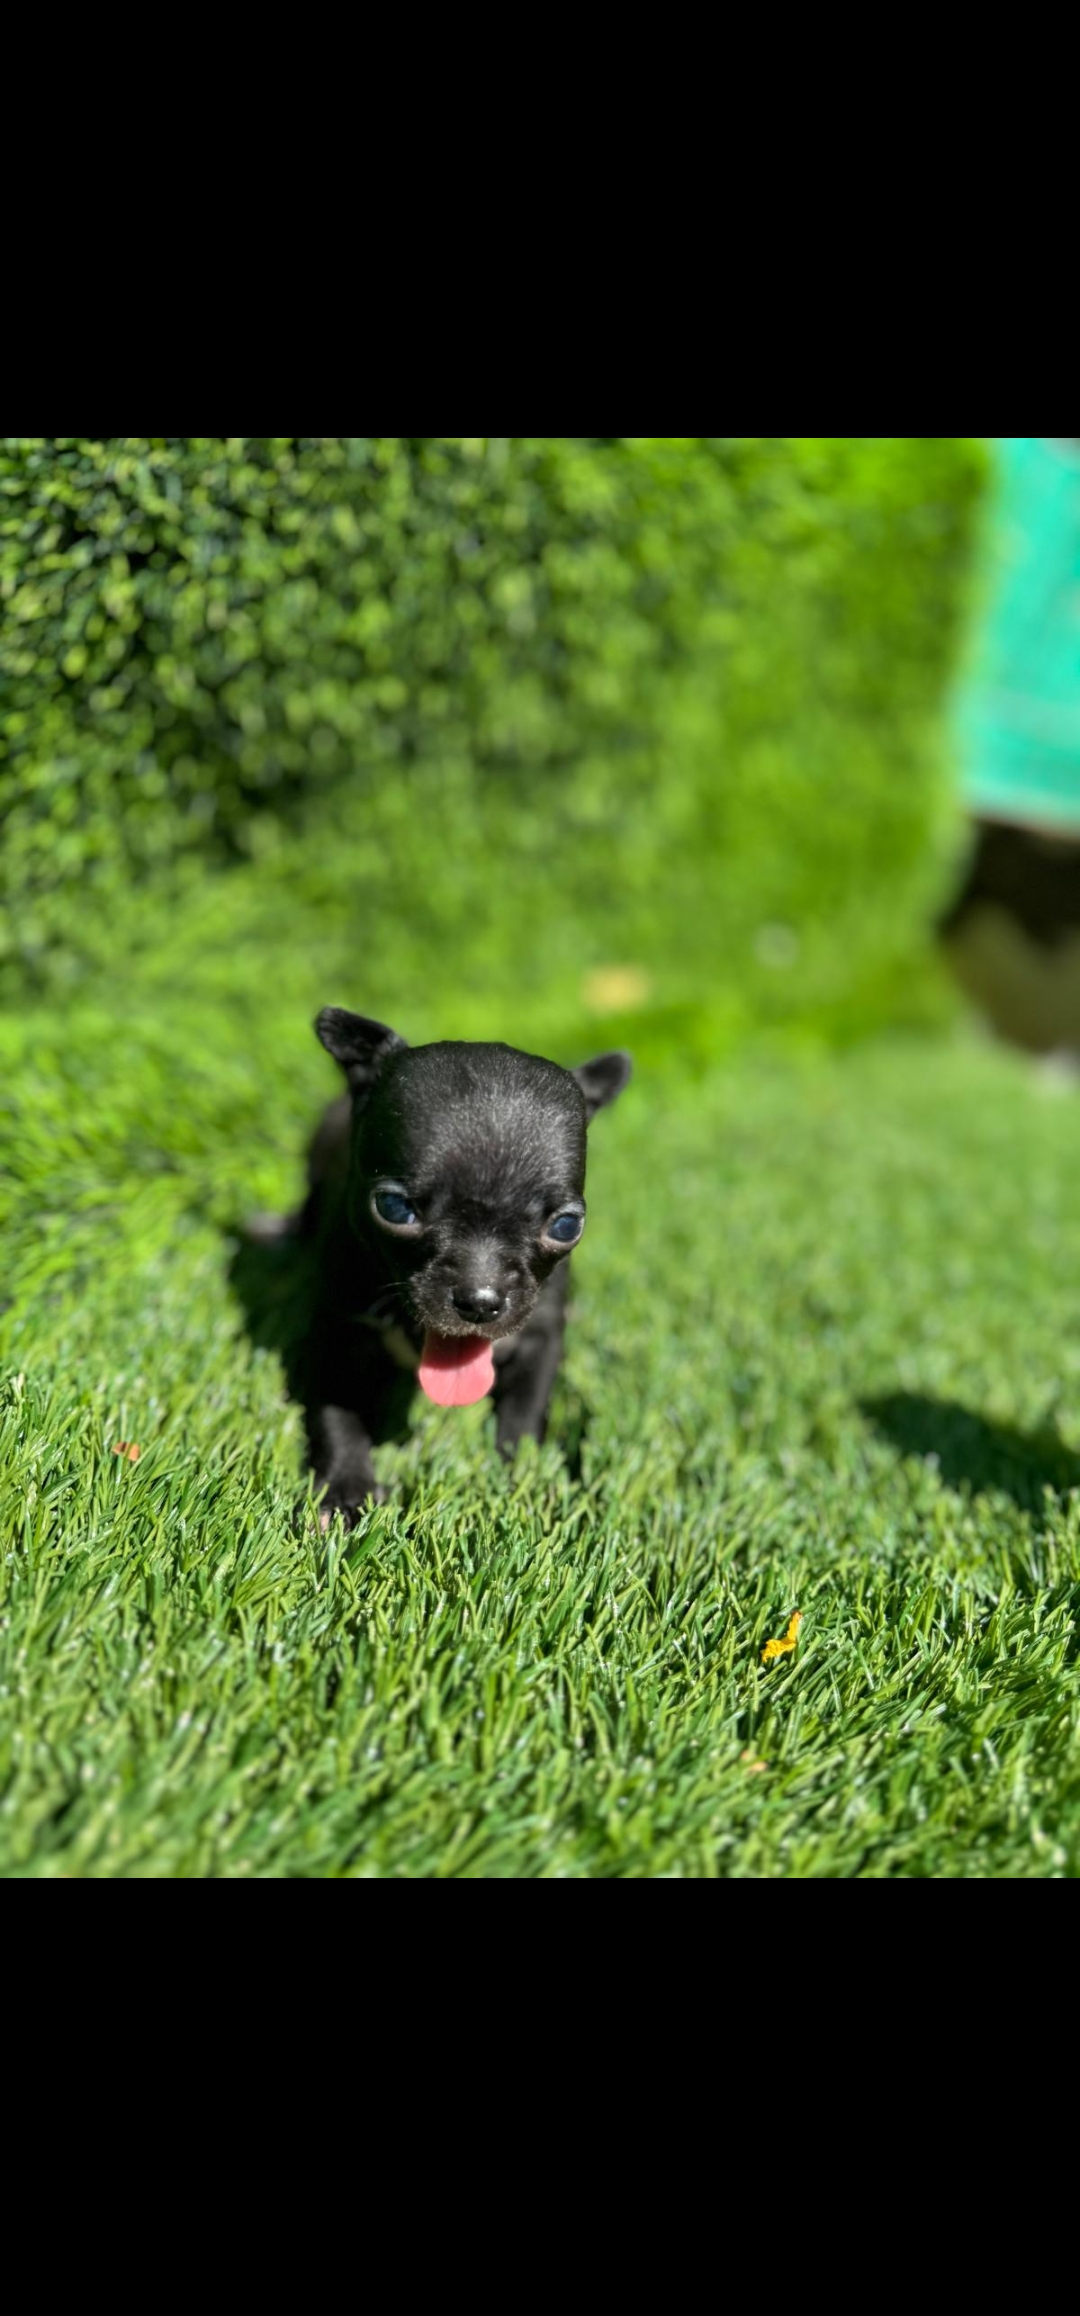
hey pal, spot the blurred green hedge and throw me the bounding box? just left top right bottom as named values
left=0, top=437, right=987, bottom=1029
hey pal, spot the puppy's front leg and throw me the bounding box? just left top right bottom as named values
left=493, top=1288, right=567, bottom=1458
left=309, top=1404, right=386, bottom=1527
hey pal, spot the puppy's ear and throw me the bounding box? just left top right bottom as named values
left=572, top=1050, right=632, bottom=1121
left=315, top=1008, right=406, bottom=1098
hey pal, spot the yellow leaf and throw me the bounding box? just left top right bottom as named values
left=761, top=1610, right=802, bottom=1664
left=582, top=965, right=652, bottom=1014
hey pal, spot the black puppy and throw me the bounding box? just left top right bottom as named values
left=261, top=1010, right=631, bottom=1525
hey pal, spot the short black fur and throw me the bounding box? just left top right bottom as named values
left=248, top=1012, right=631, bottom=1527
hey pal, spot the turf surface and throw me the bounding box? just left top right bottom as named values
left=4, top=1012, right=1080, bottom=1877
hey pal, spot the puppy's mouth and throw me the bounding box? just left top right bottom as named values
left=418, top=1330, right=499, bottom=1408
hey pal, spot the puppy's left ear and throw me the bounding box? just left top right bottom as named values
left=572, top=1050, right=632, bottom=1121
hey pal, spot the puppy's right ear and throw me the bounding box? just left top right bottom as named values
left=315, top=1008, right=406, bottom=1098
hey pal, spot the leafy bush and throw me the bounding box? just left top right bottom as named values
left=0, top=437, right=987, bottom=1034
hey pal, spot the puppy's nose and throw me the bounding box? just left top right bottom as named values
left=451, top=1285, right=504, bottom=1325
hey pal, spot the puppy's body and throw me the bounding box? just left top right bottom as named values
left=272, top=1013, right=629, bottom=1525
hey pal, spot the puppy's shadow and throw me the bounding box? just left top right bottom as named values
left=549, top=1383, right=588, bottom=1483
left=862, top=1391, right=1080, bottom=1529
left=226, top=1225, right=316, bottom=1408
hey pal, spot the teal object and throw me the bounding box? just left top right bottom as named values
left=959, top=438, right=1080, bottom=830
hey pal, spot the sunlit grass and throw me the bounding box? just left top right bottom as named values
left=4, top=1004, right=1080, bottom=1877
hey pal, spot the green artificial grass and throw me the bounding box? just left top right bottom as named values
left=4, top=1004, right=1080, bottom=1877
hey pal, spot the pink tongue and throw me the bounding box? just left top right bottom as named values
left=418, top=1331, right=496, bottom=1408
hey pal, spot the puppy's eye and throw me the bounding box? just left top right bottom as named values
left=547, top=1211, right=584, bottom=1246
left=372, top=1187, right=418, bottom=1228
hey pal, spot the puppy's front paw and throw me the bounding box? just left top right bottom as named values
left=315, top=1478, right=389, bottom=1532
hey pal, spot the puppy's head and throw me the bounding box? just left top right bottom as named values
left=315, top=1009, right=630, bottom=1404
